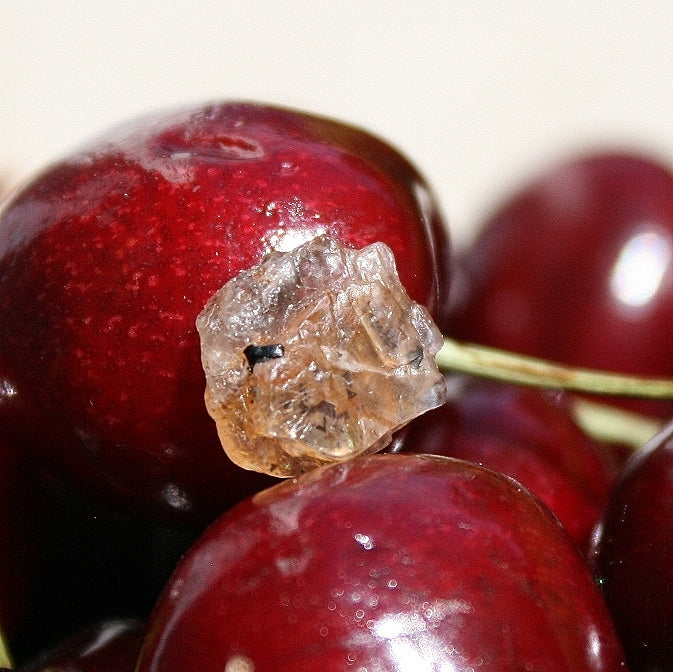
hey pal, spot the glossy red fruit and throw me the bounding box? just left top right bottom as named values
left=136, top=454, right=626, bottom=672
left=446, top=151, right=673, bottom=418
left=589, top=420, right=673, bottom=671
left=11, top=483, right=196, bottom=663
left=0, top=435, right=41, bottom=640
left=16, top=619, right=143, bottom=672
left=396, top=377, right=620, bottom=553
left=0, top=102, right=450, bottom=524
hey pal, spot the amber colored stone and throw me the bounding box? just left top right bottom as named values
left=196, top=235, right=447, bottom=477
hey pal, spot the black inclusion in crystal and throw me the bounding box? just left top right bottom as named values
left=244, top=343, right=285, bottom=372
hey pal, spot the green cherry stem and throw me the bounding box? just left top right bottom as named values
left=435, top=337, right=673, bottom=449
left=436, top=337, right=673, bottom=398
left=0, top=628, right=12, bottom=670
left=570, top=398, right=663, bottom=450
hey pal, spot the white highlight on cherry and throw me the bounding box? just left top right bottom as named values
left=610, top=228, right=672, bottom=308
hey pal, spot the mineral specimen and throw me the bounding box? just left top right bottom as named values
left=196, top=235, right=447, bottom=477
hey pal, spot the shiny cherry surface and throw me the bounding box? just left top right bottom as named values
left=136, top=454, right=626, bottom=672
left=16, top=619, right=143, bottom=672
left=0, top=102, right=450, bottom=524
left=447, top=151, right=673, bottom=417
left=10, top=482, right=196, bottom=663
left=589, top=420, right=673, bottom=671
left=0, top=435, right=41, bottom=640
left=397, top=377, right=620, bottom=553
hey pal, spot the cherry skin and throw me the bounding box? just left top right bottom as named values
left=396, top=377, right=621, bottom=554
left=0, top=435, right=42, bottom=641
left=0, top=102, right=450, bottom=524
left=14, top=619, right=143, bottom=672
left=446, top=151, right=673, bottom=418
left=136, top=453, right=626, bottom=672
left=10, top=482, right=197, bottom=663
left=589, top=420, right=673, bottom=671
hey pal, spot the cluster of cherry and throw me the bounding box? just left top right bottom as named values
left=0, top=102, right=669, bottom=671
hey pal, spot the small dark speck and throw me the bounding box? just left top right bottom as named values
left=244, top=343, right=285, bottom=372
left=409, top=349, right=424, bottom=368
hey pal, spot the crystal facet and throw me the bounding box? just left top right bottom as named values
left=196, top=235, right=447, bottom=477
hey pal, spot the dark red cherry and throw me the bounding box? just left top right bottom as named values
left=0, top=102, right=450, bottom=524
left=11, top=483, right=197, bottom=663
left=447, top=151, right=673, bottom=418
left=16, top=619, right=143, bottom=672
left=589, top=420, right=673, bottom=671
left=136, top=454, right=626, bottom=672
left=396, top=377, right=621, bottom=553
left=0, top=434, right=42, bottom=641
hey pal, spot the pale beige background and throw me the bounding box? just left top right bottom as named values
left=2, top=2, right=672, bottom=246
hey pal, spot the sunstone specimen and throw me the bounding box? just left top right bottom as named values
left=196, top=235, right=447, bottom=477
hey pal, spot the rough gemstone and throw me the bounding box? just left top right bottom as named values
left=196, top=235, right=447, bottom=477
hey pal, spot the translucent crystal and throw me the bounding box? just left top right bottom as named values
left=196, top=235, right=447, bottom=477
